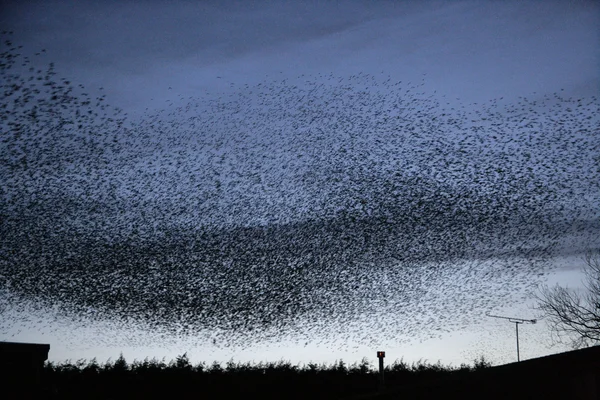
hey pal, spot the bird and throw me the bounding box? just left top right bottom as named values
left=0, top=31, right=598, bottom=354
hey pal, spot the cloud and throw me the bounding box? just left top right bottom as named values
left=0, top=0, right=598, bottom=357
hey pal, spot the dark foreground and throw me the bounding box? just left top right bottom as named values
left=2, top=346, right=599, bottom=399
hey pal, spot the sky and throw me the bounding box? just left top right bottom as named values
left=1, top=0, right=599, bottom=367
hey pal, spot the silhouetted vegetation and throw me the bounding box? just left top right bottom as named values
left=536, top=249, right=600, bottom=348
left=10, top=346, right=598, bottom=399
left=38, top=354, right=491, bottom=399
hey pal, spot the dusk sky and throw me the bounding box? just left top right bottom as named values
left=1, top=0, right=599, bottom=367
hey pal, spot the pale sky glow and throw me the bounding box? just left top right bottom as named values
left=1, top=0, right=599, bottom=368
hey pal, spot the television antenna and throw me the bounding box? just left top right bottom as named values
left=487, top=313, right=536, bottom=362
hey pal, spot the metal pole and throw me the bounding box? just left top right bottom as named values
left=377, top=351, right=385, bottom=392
left=379, top=357, right=384, bottom=390
left=486, top=314, right=535, bottom=363
left=515, top=322, right=520, bottom=362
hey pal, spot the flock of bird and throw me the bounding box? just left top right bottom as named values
left=1, top=31, right=598, bottom=352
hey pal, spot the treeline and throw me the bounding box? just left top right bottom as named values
left=40, top=354, right=492, bottom=399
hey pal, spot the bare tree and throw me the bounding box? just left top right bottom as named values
left=536, top=250, right=600, bottom=348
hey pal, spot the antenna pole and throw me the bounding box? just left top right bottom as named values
left=515, top=321, right=520, bottom=362
left=486, top=313, right=536, bottom=362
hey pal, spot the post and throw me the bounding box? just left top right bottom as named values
left=377, top=351, right=385, bottom=392
left=515, top=322, right=520, bottom=362
left=486, top=314, right=535, bottom=363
